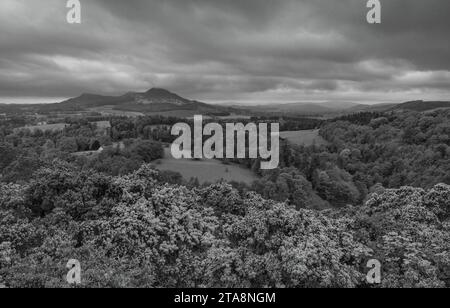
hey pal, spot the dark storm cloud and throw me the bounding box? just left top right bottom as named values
left=0, top=0, right=450, bottom=104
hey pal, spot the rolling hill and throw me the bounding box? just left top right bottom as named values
left=346, top=103, right=398, bottom=113
left=0, top=88, right=240, bottom=117
left=57, top=88, right=212, bottom=111
left=390, top=100, right=450, bottom=112
left=246, top=100, right=450, bottom=115
left=241, top=101, right=382, bottom=115
left=242, top=103, right=336, bottom=115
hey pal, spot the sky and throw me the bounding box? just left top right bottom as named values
left=1, top=0, right=450, bottom=105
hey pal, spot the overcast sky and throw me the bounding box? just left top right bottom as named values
left=1, top=0, right=450, bottom=105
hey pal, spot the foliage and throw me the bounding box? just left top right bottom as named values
left=0, top=162, right=448, bottom=288
left=1, top=110, right=449, bottom=288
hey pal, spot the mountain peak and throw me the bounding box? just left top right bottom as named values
left=78, top=93, right=99, bottom=98
left=145, top=87, right=171, bottom=93
left=140, top=88, right=191, bottom=105
left=57, top=87, right=214, bottom=111
left=144, top=88, right=178, bottom=97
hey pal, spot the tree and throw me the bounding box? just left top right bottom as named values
left=314, top=167, right=360, bottom=207
left=353, top=184, right=450, bottom=287
left=58, top=137, right=78, bottom=153
left=0, top=143, right=16, bottom=171
left=90, top=140, right=101, bottom=151
left=252, top=168, right=329, bottom=210
left=128, top=140, right=164, bottom=163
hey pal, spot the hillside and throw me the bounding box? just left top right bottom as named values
left=243, top=101, right=389, bottom=115
left=390, top=100, right=450, bottom=112
left=244, top=102, right=335, bottom=115
left=59, top=88, right=194, bottom=108
left=244, top=100, right=450, bottom=115
left=0, top=88, right=239, bottom=117
left=346, top=103, right=397, bottom=113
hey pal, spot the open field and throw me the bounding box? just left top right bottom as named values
left=90, top=107, right=251, bottom=120
left=280, top=129, right=329, bottom=146
left=186, top=114, right=252, bottom=120
left=153, top=148, right=258, bottom=184
left=147, top=110, right=213, bottom=118
left=217, top=114, right=252, bottom=120
left=88, top=106, right=145, bottom=117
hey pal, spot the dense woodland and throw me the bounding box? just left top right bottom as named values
left=0, top=109, right=449, bottom=288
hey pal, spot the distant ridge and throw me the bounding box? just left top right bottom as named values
left=235, top=100, right=450, bottom=115
left=260, top=103, right=335, bottom=114
left=59, top=93, right=128, bottom=109
left=390, top=100, right=450, bottom=112
left=241, top=101, right=380, bottom=115
left=346, top=103, right=398, bottom=113
left=2, top=91, right=449, bottom=116
left=122, top=88, right=193, bottom=106
left=37, top=88, right=241, bottom=116
left=59, top=88, right=194, bottom=108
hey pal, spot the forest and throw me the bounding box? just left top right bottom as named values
left=0, top=109, right=449, bottom=288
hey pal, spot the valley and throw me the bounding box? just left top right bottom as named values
left=153, top=148, right=258, bottom=185
left=1, top=89, right=449, bottom=289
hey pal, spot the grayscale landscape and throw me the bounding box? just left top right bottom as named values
left=0, top=0, right=449, bottom=289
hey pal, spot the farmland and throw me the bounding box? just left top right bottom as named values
left=153, top=148, right=258, bottom=185
left=14, top=123, right=69, bottom=133
left=88, top=106, right=145, bottom=117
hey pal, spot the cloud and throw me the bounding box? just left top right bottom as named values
left=0, top=0, right=449, bottom=104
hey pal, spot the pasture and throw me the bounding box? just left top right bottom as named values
left=153, top=148, right=258, bottom=185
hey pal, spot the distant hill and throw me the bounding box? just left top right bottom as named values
left=318, top=102, right=363, bottom=110
left=390, top=100, right=450, bottom=112
left=57, top=93, right=129, bottom=109
left=244, top=102, right=336, bottom=115
left=132, top=88, right=192, bottom=105
left=0, top=88, right=239, bottom=117
left=107, top=88, right=225, bottom=114
left=346, top=103, right=397, bottom=113
left=269, top=103, right=335, bottom=114
left=58, top=88, right=199, bottom=110
left=3, top=92, right=449, bottom=117
left=243, top=101, right=379, bottom=115
left=240, top=100, right=450, bottom=115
